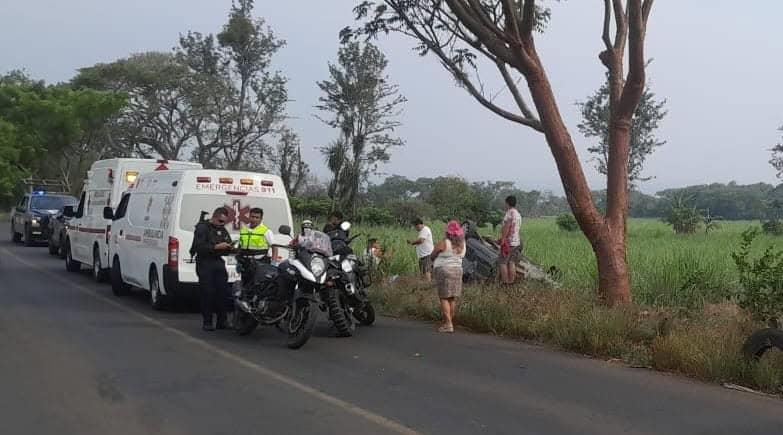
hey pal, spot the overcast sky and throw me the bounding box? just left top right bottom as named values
left=2, top=0, right=781, bottom=194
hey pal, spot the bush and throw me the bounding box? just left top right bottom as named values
left=555, top=213, right=579, bottom=232
left=731, top=228, right=783, bottom=323
left=762, top=219, right=783, bottom=236
left=662, top=197, right=702, bottom=234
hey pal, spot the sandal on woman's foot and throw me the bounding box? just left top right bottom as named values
left=438, top=325, right=454, bottom=333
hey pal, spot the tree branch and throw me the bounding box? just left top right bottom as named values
left=612, top=0, right=627, bottom=52
left=444, top=0, right=533, bottom=71
left=496, top=60, right=539, bottom=122
left=500, top=0, right=523, bottom=42
left=602, top=0, right=613, bottom=51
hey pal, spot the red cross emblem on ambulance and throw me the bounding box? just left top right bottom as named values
left=225, top=199, right=251, bottom=231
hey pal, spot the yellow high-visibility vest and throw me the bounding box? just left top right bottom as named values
left=239, top=223, right=269, bottom=249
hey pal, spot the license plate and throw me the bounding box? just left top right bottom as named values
left=224, top=256, right=236, bottom=265
left=228, top=270, right=240, bottom=282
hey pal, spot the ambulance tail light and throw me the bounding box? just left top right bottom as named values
left=168, top=237, right=179, bottom=268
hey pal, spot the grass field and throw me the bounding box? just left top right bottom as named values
left=344, top=218, right=780, bottom=308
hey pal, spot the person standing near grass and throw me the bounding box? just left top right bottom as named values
left=408, top=218, right=434, bottom=282
left=497, top=195, right=523, bottom=285
left=430, top=220, right=465, bottom=333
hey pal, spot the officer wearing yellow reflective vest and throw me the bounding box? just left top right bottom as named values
left=239, top=207, right=278, bottom=263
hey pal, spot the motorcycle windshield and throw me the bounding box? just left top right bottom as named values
left=298, top=231, right=333, bottom=257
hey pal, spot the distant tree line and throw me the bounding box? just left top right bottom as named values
left=290, top=177, right=783, bottom=226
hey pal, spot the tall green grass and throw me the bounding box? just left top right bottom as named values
left=344, top=218, right=779, bottom=308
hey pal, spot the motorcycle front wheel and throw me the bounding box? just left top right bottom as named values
left=353, top=302, right=376, bottom=326
left=286, top=299, right=318, bottom=349
left=234, top=308, right=259, bottom=336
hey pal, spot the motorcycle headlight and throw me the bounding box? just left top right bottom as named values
left=310, top=256, right=326, bottom=277
left=341, top=259, right=353, bottom=273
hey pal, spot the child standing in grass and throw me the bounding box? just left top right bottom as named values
left=430, top=220, right=466, bottom=333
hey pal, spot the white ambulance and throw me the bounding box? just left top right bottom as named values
left=106, top=169, right=294, bottom=310
left=64, top=158, right=203, bottom=280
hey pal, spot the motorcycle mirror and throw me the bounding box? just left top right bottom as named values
left=340, top=221, right=351, bottom=231
left=62, top=206, right=74, bottom=218
left=278, top=225, right=291, bottom=236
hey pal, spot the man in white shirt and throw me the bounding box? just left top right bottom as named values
left=498, top=196, right=523, bottom=285
left=408, top=218, right=434, bottom=282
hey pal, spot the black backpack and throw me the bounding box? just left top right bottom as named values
left=188, top=211, right=210, bottom=260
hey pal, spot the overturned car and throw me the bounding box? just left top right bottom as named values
left=460, top=221, right=560, bottom=288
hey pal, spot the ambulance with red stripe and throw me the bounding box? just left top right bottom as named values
left=105, top=169, right=293, bottom=310
left=63, top=159, right=202, bottom=281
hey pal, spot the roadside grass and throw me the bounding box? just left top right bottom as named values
left=371, top=277, right=783, bottom=394
left=349, top=218, right=779, bottom=308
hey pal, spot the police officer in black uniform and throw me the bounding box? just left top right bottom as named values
left=193, top=207, right=233, bottom=331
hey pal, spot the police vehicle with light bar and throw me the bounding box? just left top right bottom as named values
left=10, top=188, right=77, bottom=247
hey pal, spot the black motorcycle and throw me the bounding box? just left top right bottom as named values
left=231, top=226, right=320, bottom=349
left=321, top=221, right=376, bottom=337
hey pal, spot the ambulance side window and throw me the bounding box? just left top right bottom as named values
left=114, top=193, right=131, bottom=220
left=75, top=192, right=86, bottom=218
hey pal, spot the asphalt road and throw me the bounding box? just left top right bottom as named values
left=1, top=223, right=782, bottom=435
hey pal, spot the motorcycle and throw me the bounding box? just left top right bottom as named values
left=231, top=225, right=320, bottom=349
left=321, top=221, right=376, bottom=337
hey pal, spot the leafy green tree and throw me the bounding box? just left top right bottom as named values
left=317, top=41, right=406, bottom=214
left=75, top=0, right=288, bottom=170
left=578, top=70, right=667, bottom=187
left=73, top=52, right=192, bottom=160
left=367, top=175, right=420, bottom=204
left=0, top=73, right=125, bottom=197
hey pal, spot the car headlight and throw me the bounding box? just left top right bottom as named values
left=310, top=257, right=326, bottom=277
left=31, top=218, right=40, bottom=226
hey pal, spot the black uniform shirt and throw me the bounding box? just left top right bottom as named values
left=193, top=222, right=233, bottom=262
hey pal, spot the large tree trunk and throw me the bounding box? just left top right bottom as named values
left=524, top=68, right=633, bottom=306
left=593, top=230, right=631, bottom=305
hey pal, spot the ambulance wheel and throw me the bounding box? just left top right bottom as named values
left=111, top=257, right=131, bottom=296
left=65, top=240, right=81, bottom=273
left=92, top=246, right=108, bottom=283
left=149, top=267, right=170, bottom=311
